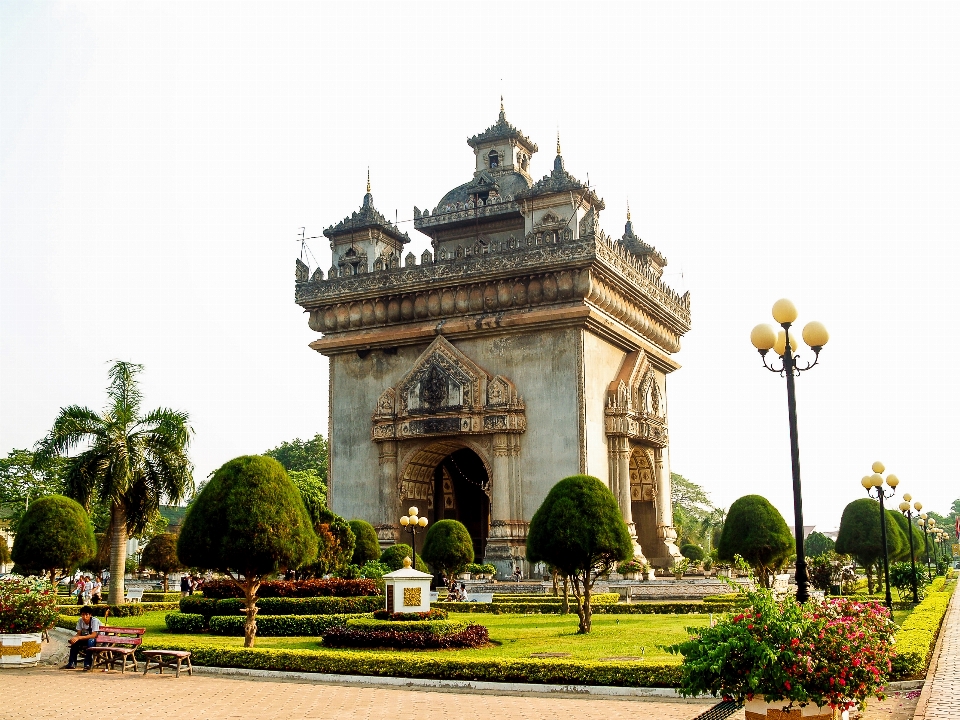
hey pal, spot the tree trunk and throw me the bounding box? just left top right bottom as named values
left=561, top=574, right=569, bottom=614
left=866, top=565, right=875, bottom=595
left=162, top=573, right=168, bottom=593
left=49, top=569, right=57, bottom=589
left=551, top=568, right=559, bottom=597
left=570, top=571, right=593, bottom=633
left=242, top=579, right=261, bottom=648
left=108, top=502, right=128, bottom=605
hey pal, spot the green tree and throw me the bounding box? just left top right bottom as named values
left=526, top=475, right=633, bottom=633
left=300, top=507, right=354, bottom=577
left=264, top=434, right=329, bottom=480
left=348, top=519, right=381, bottom=566
left=717, top=495, right=794, bottom=588
left=835, top=498, right=907, bottom=594
left=671, top=473, right=716, bottom=546
left=680, top=544, right=705, bottom=563
left=288, top=469, right=327, bottom=523
left=34, top=361, right=194, bottom=604
left=0, top=539, right=11, bottom=567
left=11, top=495, right=96, bottom=586
left=139, top=533, right=182, bottom=592
left=380, top=543, right=427, bottom=572
left=804, top=531, right=835, bottom=558
left=177, top=455, right=317, bottom=647
left=420, top=519, right=474, bottom=587
left=0, top=449, right=68, bottom=529
left=890, top=511, right=925, bottom=563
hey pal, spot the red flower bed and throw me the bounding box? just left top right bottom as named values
left=200, top=578, right=380, bottom=599
left=321, top=624, right=489, bottom=649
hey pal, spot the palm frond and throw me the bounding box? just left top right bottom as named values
left=34, top=405, right=106, bottom=463
left=106, top=360, right=144, bottom=421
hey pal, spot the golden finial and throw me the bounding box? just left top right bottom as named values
left=366, top=167, right=371, bottom=194
left=556, top=131, right=561, bottom=156
left=402, top=556, right=412, bottom=569
left=627, top=199, right=631, bottom=221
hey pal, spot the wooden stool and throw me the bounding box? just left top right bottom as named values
left=142, top=649, right=192, bottom=678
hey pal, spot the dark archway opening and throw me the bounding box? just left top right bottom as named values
left=432, top=448, right=490, bottom=562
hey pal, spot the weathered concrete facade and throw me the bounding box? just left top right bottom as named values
left=295, top=108, right=691, bottom=574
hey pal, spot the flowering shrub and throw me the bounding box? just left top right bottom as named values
left=372, top=608, right=448, bottom=621
left=668, top=588, right=895, bottom=712
left=618, top=559, right=645, bottom=574
left=0, top=577, right=59, bottom=634
left=322, top=623, right=489, bottom=649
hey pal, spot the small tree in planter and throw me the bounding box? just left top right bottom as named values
left=0, top=577, right=59, bottom=665
left=669, top=589, right=896, bottom=716
left=139, top=532, right=182, bottom=592
left=177, top=456, right=317, bottom=647
left=421, top=519, right=474, bottom=588
left=11, top=495, right=96, bottom=586
left=526, top=475, right=632, bottom=633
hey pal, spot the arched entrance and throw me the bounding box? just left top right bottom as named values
left=629, top=448, right=659, bottom=556
left=400, top=442, right=490, bottom=562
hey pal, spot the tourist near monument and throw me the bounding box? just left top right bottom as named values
left=295, top=105, right=692, bottom=577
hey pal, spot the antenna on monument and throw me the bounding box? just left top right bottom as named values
left=296, top=227, right=323, bottom=265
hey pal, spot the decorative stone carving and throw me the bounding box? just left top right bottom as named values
left=311, top=267, right=324, bottom=282
left=295, top=258, right=310, bottom=282
left=605, top=350, right=669, bottom=446
left=372, top=336, right=525, bottom=442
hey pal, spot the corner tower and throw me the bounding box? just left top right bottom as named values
left=295, top=109, right=692, bottom=575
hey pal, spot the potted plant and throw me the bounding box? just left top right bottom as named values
left=672, top=557, right=690, bottom=580
left=702, top=556, right=714, bottom=577
left=481, top=564, right=497, bottom=580
left=617, top=559, right=643, bottom=580
left=0, top=577, right=59, bottom=667
left=668, top=588, right=895, bottom=718
left=643, top=562, right=656, bottom=581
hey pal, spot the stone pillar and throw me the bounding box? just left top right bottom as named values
left=654, top=447, right=680, bottom=559
left=378, top=440, right=398, bottom=527
left=491, top=433, right=512, bottom=522
left=617, top=437, right=633, bottom=527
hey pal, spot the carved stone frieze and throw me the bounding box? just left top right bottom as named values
left=373, top=336, right=525, bottom=442
left=605, top=349, right=670, bottom=446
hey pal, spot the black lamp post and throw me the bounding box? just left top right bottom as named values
left=399, top=506, right=428, bottom=569
left=862, top=462, right=898, bottom=611
left=750, top=299, right=830, bottom=604
left=898, top=494, right=921, bottom=604
left=918, top=514, right=933, bottom=581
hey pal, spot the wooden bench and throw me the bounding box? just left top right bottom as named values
left=86, top=626, right=145, bottom=673
left=142, top=649, right=192, bottom=678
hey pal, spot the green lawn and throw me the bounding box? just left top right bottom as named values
left=104, top=610, right=706, bottom=662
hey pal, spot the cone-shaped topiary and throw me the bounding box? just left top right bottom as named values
left=177, top=455, right=317, bottom=647
left=380, top=543, right=427, bottom=572
left=680, top=544, right=705, bottom=562
left=835, top=498, right=907, bottom=594
left=526, top=475, right=633, bottom=633
left=139, top=533, right=182, bottom=592
left=348, top=519, right=381, bottom=566
left=717, top=495, right=794, bottom=588
left=420, top=519, right=474, bottom=587
left=11, top=494, right=96, bottom=586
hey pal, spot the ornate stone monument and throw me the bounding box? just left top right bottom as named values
left=294, top=106, right=692, bottom=575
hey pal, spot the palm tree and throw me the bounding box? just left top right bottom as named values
left=35, top=361, right=193, bottom=604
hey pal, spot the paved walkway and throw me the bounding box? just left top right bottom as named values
left=2, top=666, right=719, bottom=720
left=914, top=581, right=960, bottom=720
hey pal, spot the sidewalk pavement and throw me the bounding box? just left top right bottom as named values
left=913, top=579, right=960, bottom=720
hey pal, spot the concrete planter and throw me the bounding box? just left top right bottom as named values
left=0, top=633, right=43, bottom=668
left=644, top=570, right=656, bottom=581
left=743, top=698, right=839, bottom=720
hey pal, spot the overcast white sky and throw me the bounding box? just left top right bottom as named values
left=2, top=2, right=958, bottom=531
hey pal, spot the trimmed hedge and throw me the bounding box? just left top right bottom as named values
left=891, top=578, right=955, bottom=679
left=143, top=592, right=183, bottom=603
left=208, top=613, right=368, bottom=637
left=200, top=578, right=379, bottom=599
left=488, top=593, right=620, bottom=605
left=135, top=642, right=683, bottom=687
left=441, top=601, right=734, bottom=615
left=179, top=595, right=382, bottom=620
left=57, top=602, right=180, bottom=617
left=344, top=618, right=467, bottom=636
left=165, top=612, right=207, bottom=633
left=372, top=609, right=448, bottom=621
left=322, top=624, right=488, bottom=649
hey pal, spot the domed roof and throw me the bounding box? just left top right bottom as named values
left=433, top=170, right=530, bottom=214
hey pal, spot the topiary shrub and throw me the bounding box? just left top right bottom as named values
left=11, top=495, right=96, bottom=586
left=349, top=519, right=381, bottom=566
left=680, top=544, right=705, bottom=562
left=209, top=613, right=363, bottom=637
left=200, top=578, right=379, bottom=599
left=139, top=533, right=182, bottom=592
left=165, top=612, right=207, bottom=633
left=380, top=544, right=428, bottom=572
left=322, top=623, right=488, bottom=649
left=835, top=498, right=908, bottom=594
left=301, top=507, right=354, bottom=578
left=177, top=455, right=318, bottom=647
left=717, top=495, right=794, bottom=588
left=420, top=519, right=474, bottom=587
left=526, top=475, right=633, bottom=633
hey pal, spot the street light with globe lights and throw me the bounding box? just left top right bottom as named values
left=750, top=298, right=829, bottom=604
left=399, top=507, right=428, bottom=569
left=917, top=514, right=933, bottom=581
left=898, top=494, right=922, bottom=603
left=861, top=462, right=899, bottom=610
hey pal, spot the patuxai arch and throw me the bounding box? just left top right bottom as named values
left=294, top=106, right=692, bottom=576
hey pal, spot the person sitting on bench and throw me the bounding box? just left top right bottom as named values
left=63, top=606, right=100, bottom=670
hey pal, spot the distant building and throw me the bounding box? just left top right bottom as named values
left=789, top=525, right=817, bottom=541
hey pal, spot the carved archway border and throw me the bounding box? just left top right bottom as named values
left=397, top=436, right=494, bottom=501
